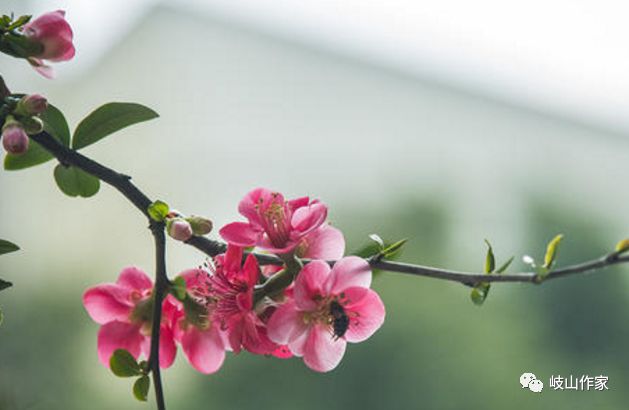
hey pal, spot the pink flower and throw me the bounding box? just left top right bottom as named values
left=83, top=267, right=177, bottom=368
left=262, top=224, right=345, bottom=278
left=220, top=188, right=328, bottom=254
left=209, top=245, right=289, bottom=357
left=267, top=257, right=385, bottom=372
left=23, top=10, right=75, bottom=78
left=2, top=123, right=29, bottom=154
left=170, top=269, right=227, bottom=374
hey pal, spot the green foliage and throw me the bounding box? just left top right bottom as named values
left=4, top=104, right=70, bottom=170
left=109, top=349, right=142, bottom=378
left=484, top=239, right=495, bottom=274
left=72, top=103, right=158, bottom=150
left=133, top=375, right=150, bottom=402
left=0, top=239, right=19, bottom=255
left=615, top=238, right=629, bottom=254
left=171, top=276, right=187, bottom=301
left=470, top=283, right=490, bottom=306
left=352, top=235, right=407, bottom=275
left=471, top=240, right=513, bottom=306
left=0, top=279, right=12, bottom=292
left=543, top=233, right=564, bottom=269
left=148, top=200, right=169, bottom=222
left=54, top=164, right=100, bottom=197
left=495, top=256, right=514, bottom=274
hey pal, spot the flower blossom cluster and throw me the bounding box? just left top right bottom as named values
left=84, top=188, right=385, bottom=373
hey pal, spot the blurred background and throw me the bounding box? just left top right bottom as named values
left=1, top=0, right=629, bottom=409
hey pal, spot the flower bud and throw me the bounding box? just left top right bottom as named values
left=2, top=123, right=29, bottom=155
left=20, top=116, right=44, bottom=135
left=17, top=94, right=48, bottom=115
left=167, top=218, right=193, bottom=242
left=23, top=11, right=75, bottom=62
left=186, top=216, right=213, bottom=236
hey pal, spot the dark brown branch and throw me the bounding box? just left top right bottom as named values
left=149, top=222, right=167, bottom=410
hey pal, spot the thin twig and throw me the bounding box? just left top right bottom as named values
left=28, top=130, right=629, bottom=288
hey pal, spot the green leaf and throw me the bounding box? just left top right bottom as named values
left=4, top=104, right=70, bottom=170
left=133, top=375, right=150, bottom=402
left=381, top=238, right=408, bottom=259
left=72, top=102, right=158, bottom=150
left=109, top=349, right=141, bottom=378
left=543, top=234, right=564, bottom=269
left=54, top=164, right=100, bottom=198
left=0, top=279, right=12, bottom=291
left=171, top=276, right=187, bottom=301
left=7, top=15, right=32, bottom=30
left=615, top=238, right=629, bottom=255
left=148, top=200, right=169, bottom=222
left=368, top=234, right=384, bottom=249
left=0, top=239, right=19, bottom=256
left=41, top=104, right=71, bottom=146
left=495, top=256, right=514, bottom=274
left=484, top=239, right=495, bottom=274
left=471, top=283, right=490, bottom=306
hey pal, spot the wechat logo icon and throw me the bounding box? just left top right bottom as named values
left=520, top=372, right=544, bottom=393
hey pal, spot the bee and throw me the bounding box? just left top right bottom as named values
left=329, top=300, right=350, bottom=340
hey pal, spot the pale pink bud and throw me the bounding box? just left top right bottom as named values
left=167, top=219, right=193, bottom=241
left=2, top=124, right=29, bottom=155
left=23, top=10, right=75, bottom=62
left=18, top=94, right=48, bottom=115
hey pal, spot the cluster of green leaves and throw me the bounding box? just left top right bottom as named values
left=4, top=102, right=158, bottom=197
left=470, top=240, right=513, bottom=306
left=109, top=349, right=151, bottom=402
left=148, top=200, right=170, bottom=222
left=0, top=238, right=19, bottom=326
left=520, top=233, right=564, bottom=282
left=0, top=14, right=39, bottom=59
left=352, top=234, right=407, bottom=274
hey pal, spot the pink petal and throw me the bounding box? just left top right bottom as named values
left=181, top=325, right=226, bottom=374
left=179, top=268, right=210, bottom=294
left=242, top=253, right=260, bottom=288
left=267, top=301, right=307, bottom=345
left=327, top=256, right=372, bottom=294
left=219, top=222, right=260, bottom=247
left=238, top=188, right=280, bottom=226
left=299, top=224, right=345, bottom=260
left=343, top=289, right=386, bottom=343
left=97, top=321, right=143, bottom=366
left=294, top=260, right=331, bottom=310
left=257, top=236, right=299, bottom=254
left=290, top=202, right=327, bottom=236
left=83, top=284, right=132, bottom=324
left=159, top=325, right=177, bottom=368
left=223, top=244, right=244, bottom=274
left=272, top=345, right=293, bottom=359
left=117, top=266, right=153, bottom=292
left=287, top=196, right=310, bottom=212
left=288, top=327, right=309, bottom=357
left=303, top=324, right=347, bottom=372
left=28, top=59, right=55, bottom=79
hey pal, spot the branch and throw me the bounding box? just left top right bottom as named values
left=149, top=222, right=167, bottom=410
left=29, top=132, right=167, bottom=408
left=29, top=131, right=629, bottom=291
